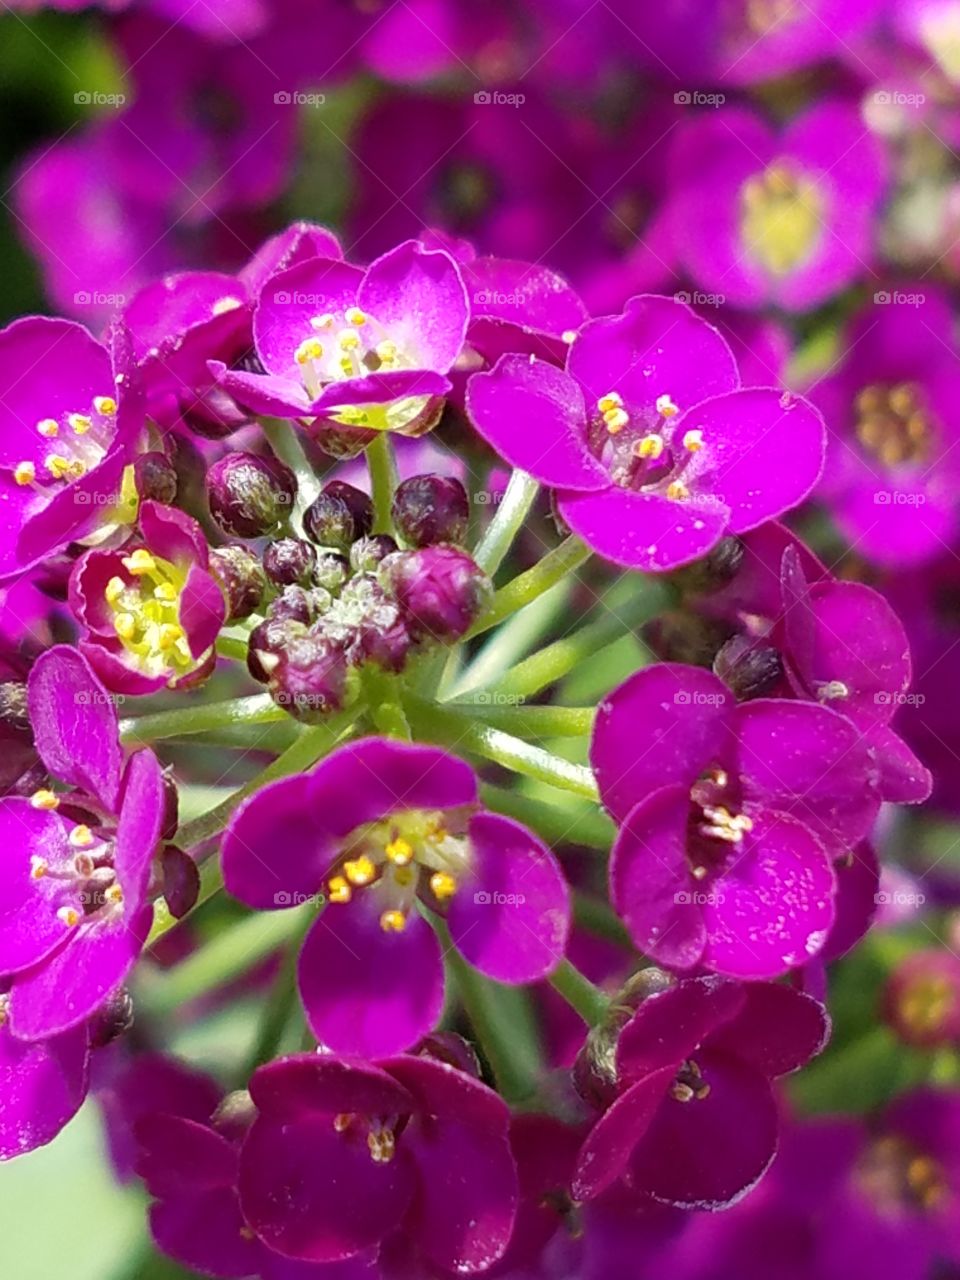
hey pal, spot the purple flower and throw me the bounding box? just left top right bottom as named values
left=223, top=737, right=571, bottom=1056
left=572, top=974, right=828, bottom=1208
left=805, top=288, right=960, bottom=565
left=466, top=294, right=825, bottom=571
left=70, top=501, right=226, bottom=695
left=592, top=663, right=882, bottom=977
left=213, top=241, right=469, bottom=440
left=237, top=1052, right=518, bottom=1271
left=0, top=646, right=165, bottom=1042
left=667, top=102, right=888, bottom=310
left=0, top=316, right=143, bottom=580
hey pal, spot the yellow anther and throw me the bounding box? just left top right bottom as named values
left=375, top=340, right=398, bottom=365
left=345, top=307, right=367, bottom=326
left=344, top=855, right=376, bottom=886
left=93, top=395, right=118, bottom=416
left=597, top=391, right=623, bottom=413
left=30, top=856, right=48, bottom=879
left=666, top=481, right=690, bottom=501
left=104, top=883, right=124, bottom=905
left=327, top=875, right=352, bottom=904
left=656, top=394, right=680, bottom=418
left=105, top=576, right=127, bottom=605
left=333, top=1113, right=352, bottom=1132
left=68, top=413, right=92, bottom=435
left=114, top=613, right=137, bottom=641
left=379, top=909, right=407, bottom=933
left=45, top=454, right=74, bottom=480
left=561, top=329, right=578, bottom=344
left=384, top=837, right=414, bottom=867
left=683, top=429, right=704, bottom=452
left=37, top=417, right=59, bottom=438
left=69, top=825, right=95, bottom=848
left=337, top=330, right=360, bottom=351
left=393, top=866, right=415, bottom=888
left=57, top=906, right=81, bottom=928
left=294, top=338, right=324, bottom=365
left=429, top=871, right=457, bottom=901
left=603, top=408, right=630, bottom=434
left=154, top=582, right=178, bottom=603
left=338, top=356, right=356, bottom=377
left=30, top=789, right=59, bottom=811
left=310, top=313, right=336, bottom=330
left=211, top=297, right=241, bottom=317
left=158, top=624, right=184, bottom=651
left=14, top=461, right=36, bottom=486
left=692, top=865, right=709, bottom=880
left=634, top=433, right=665, bottom=460
left=367, top=1127, right=396, bottom=1163
left=122, top=549, right=157, bottom=575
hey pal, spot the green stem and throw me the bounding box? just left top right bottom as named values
left=367, top=432, right=398, bottom=534
left=404, top=696, right=598, bottom=800
left=215, top=634, right=250, bottom=662
left=447, top=701, right=594, bottom=739
left=468, top=536, right=591, bottom=640
left=142, top=903, right=315, bottom=1017
left=471, top=470, right=539, bottom=576
left=573, top=893, right=632, bottom=947
left=481, top=784, right=615, bottom=850
left=242, top=911, right=314, bottom=1076
left=486, top=577, right=670, bottom=700
left=549, top=959, right=610, bottom=1026
left=120, top=693, right=284, bottom=745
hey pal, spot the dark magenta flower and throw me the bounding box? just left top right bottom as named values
left=572, top=974, right=828, bottom=1208
left=222, top=737, right=570, bottom=1056
left=805, top=288, right=960, bottom=566
left=237, top=1052, right=518, bottom=1272
left=592, top=663, right=881, bottom=977
left=213, top=241, right=469, bottom=439
left=467, top=295, right=824, bottom=571
left=0, top=646, right=165, bottom=1041
left=70, top=501, right=226, bottom=695
left=667, top=102, right=888, bottom=310
left=0, top=316, right=142, bottom=580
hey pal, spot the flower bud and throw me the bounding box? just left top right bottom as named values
left=714, top=635, right=783, bottom=700
left=206, top=452, right=296, bottom=539
left=268, top=633, right=348, bottom=721
left=209, top=545, right=267, bottom=621
left=88, top=988, right=135, bottom=1049
left=383, top=545, right=491, bottom=643
left=268, top=584, right=314, bottom=625
left=159, top=845, right=200, bottom=920
left=313, top=550, right=350, bottom=594
left=247, top=617, right=307, bottom=683
left=263, top=537, right=316, bottom=586
left=134, top=452, right=178, bottom=505
left=160, top=767, right=179, bottom=841
left=670, top=536, right=746, bottom=597
left=883, top=950, right=960, bottom=1048
left=180, top=385, right=252, bottom=439
left=350, top=534, right=398, bottom=575
left=573, top=968, right=674, bottom=1110
left=392, top=474, right=469, bottom=547
left=304, top=481, right=373, bottom=551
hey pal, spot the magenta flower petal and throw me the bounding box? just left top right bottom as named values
left=0, top=804, right=80, bottom=973
left=150, top=1190, right=256, bottom=1279
left=358, top=240, right=469, bottom=373
left=114, top=748, right=166, bottom=907
left=210, top=363, right=312, bottom=417
left=180, top=563, right=226, bottom=660
left=679, top=389, right=825, bottom=532
left=571, top=1068, right=675, bottom=1201
left=448, top=812, right=570, bottom=982
left=222, top=774, right=341, bottom=910
left=0, top=1017, right=89, bottom=1160
left=628, top=1053, right=778, bottom=1209
left=255, top=258, right=365, bottom=380
left=616, top=977, right=746, bottom=1078
left=9, top=904, right=153, bottom=1039
left=248, top=1055, right=415, bottom=1124
left=27, top=645, right=122, bottom=810
left=309, top=369, right=451, bottom=414
left=139, top=500, right=208, bottom=567
left=708, top=984, right=829, bottom=1077
left=240, top=222, right=343, bottom=295
left=592, top=664, right=736, bottom=824
left=136, top=1114, right=238, bottom=1198
left=297, top=904, right=445, bottom=1057
left=465, top=354, right=608, bottom=490
left=557, top=485, right=729, bottom=572
left=863, top=724, right=933, bottom=803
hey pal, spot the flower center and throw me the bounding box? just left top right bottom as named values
left=104, top=549, right=193, bottom=680
left=740, top=161, right=823, bottom=277
left=324, top=808, right=471, bottom=934
left=27, top=791, right=126, bottom=928
left=686, top=767, right=753, bottom=879
left=589, top=389, right=703, bottom=503
left=743, top=0, right=801, bottom=35
left=854, top=383, right=934, bottom=467
left=331, top=1111, right=402, bottom=1165
left=670, top=1058, right=711, bottom=1103
left=856, top=1135, right=947, bottom=1215
left=12, top=394, right=117, bottom=491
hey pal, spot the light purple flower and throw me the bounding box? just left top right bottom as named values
left=466, top=295, right=824, bottom=571
left=223, top=737, right=570, bottom=1057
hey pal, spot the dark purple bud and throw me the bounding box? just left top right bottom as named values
left=883, top=950, right=960, bottom=1048
left=268, top=584, right=313, bottom=625
left=160, top=767, right=179, bottom=841
left=416, top=1031, right=482, bottom=1078
left=181, top=384, right=253, bottom=439
left=349, top=534, right=398, bottom=575
left=209, top=545, right=267, bottom=621
left=384, top=545, right=491, bottom=643
left=392, top=474, right=469, bottom=547
left=134, top=452, right=178, bottom=505
left=0, top=682, right=41, bottom=797
left=206, top=451, right=297, bottom=539
left=713, top=634, right=783, bottom=700
left=350, top=592, right=414, bottom=673
left=160, top=845, right=201, bottom=920
left=88, top=988, right=135, bottom=1049
left=670, top=536, right=745, bottom=597
left=247, top=617, right=307, bottom=683
left=263, top=537, right=316, bottom=586
left=303, top=481, right=373, bottom=551
left=268, top=633, right=349, bottom=722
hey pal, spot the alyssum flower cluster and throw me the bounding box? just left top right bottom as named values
left=0, top=224, right=934, bottom=1277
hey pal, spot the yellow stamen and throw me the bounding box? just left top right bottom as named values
left=429, top=871, right=457, bottom=901
left=69, top=825, right=95, bottom=848
left=375, top=340, right=398, bottom=365
left=122, top=549, right=157, bottom=575
left=30, top=856, right=48, bottom=879
left=384, top=837, right=414, bottom=867
left=666, top=481, right=690, bottom=501
left=57, top=906, right=81, bottom=928
left=656, top=394, right=680, bottom=418
left=14, top=461, right=36, bottom=486
left=635, top=433, right=665, bottom=460
left=45, top=455, right=75, bottom=480
left=93, top=395, right=117, bottom=416
left=597, top=391, right=623, bottom=413
left=345, top=307, right=367, bottom=326
left=603, top=408, right=629, bottom=434
left=211, top=297, right=241, bottom=317
left=30, top=789, right=59, bottom=810
left=68, top=413, right=92, bottom=435
left=379, top=909, right=407, bottom=933
left=37, top=418, right=59, bottom=438
left=105, top=576, right=127, bottom=605
left=344, top=855, right=376, bottom=886
left=327, top=875, right=352, bottom=904
left=154, top=582, right=178, bottom=602
left=158, top=624, right=184, bottom=651
left=294, top=338, right=324, bottom=365
left=367, top=1127, right=396, bottom=1163
left=114, top=613, right=137, bottom=641
left=337, top=330, right=360, bottom=351
left=310, top=313, right=336, bottom=330
left=104, top=883, right=124, bottom=905
left=682, top=429, right=704, bottom=452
